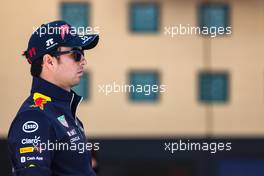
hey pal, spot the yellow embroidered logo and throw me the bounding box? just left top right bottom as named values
left=30, top=92, right=51, bottom=110
left=19, top=147, right=34, bottom=154
left=28, top=164, right=36, bottom=168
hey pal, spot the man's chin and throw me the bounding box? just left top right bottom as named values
left=71, top=79, right=81, bottom=88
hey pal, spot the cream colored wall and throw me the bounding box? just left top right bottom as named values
left=0, top=0, right=59, bottom=137
left=85, top=0, right=207, bottom=138
left=211, top=0, right=264, bottom=136
left=0, top=0, right=263, bottom=138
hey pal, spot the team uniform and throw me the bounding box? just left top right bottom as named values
left=8, top=77, right=96, bottom=176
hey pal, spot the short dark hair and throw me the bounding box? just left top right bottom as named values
left=30, top=57, right=43, bottom=77
left=27, top=48, right=60, bottom=77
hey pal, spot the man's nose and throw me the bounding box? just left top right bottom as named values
left=80, top=56, right=87, bottom=65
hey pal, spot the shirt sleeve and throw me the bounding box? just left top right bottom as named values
left=8, top=110, right=56, bottom=176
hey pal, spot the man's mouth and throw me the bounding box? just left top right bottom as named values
left=77, top=71, right=83, bottom=75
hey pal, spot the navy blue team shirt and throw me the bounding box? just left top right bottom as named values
left=8, top=77, right=96, bottom=176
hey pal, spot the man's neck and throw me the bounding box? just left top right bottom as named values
left=39, top=75, right=71, bottom=92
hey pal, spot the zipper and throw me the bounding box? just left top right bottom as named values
left=75, top=96, right=83, bottom=125
left=70, top=93, right=84, bottom=138
left=75, top=96, right=85, bottom=139
left=70, top=93, right=74, bottom=109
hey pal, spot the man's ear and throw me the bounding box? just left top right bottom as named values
left=42, top=54, right=56, bottom=69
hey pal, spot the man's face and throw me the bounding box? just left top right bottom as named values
left=53, top=47, right=87, bottom=89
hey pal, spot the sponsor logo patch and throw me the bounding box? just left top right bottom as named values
left=30, top=92, right=51, bottom=110
left=57, top=115, right=69, bottom=128
left=28, top=164, right=36, bottom=168
left=19, top=147, right=34, bottom=154
left=21, top=157, right=26, bottom=163
left=27, top=156, right=43, bottom=161
left=59, top=24, right=70, bottom=40
left=22, top=121, right=39, bottom=133
left=21, top=136, right=41, bottom=145
left=70, top=136, right=80, bottom=143
left=79, top=35, right=92, bottom=44
left=67, top=129, right=77, bottom=137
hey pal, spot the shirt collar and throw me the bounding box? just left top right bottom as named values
left=31, top=76, right=82, bottom=102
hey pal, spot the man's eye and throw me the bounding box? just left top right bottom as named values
left=69, top=53, right=75, bottom=58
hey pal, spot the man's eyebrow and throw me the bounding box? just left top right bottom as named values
left=73, top=47, right=82, bottom=50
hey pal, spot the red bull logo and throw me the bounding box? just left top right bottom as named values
left=59, top=24, right=70, bottom=40
left=30, top=93, right=51, bottom=110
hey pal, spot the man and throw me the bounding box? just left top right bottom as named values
left=8, top=20, right=99, bottom=176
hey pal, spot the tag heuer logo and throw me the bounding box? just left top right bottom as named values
left=57, top=115, right=69, bottom=128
